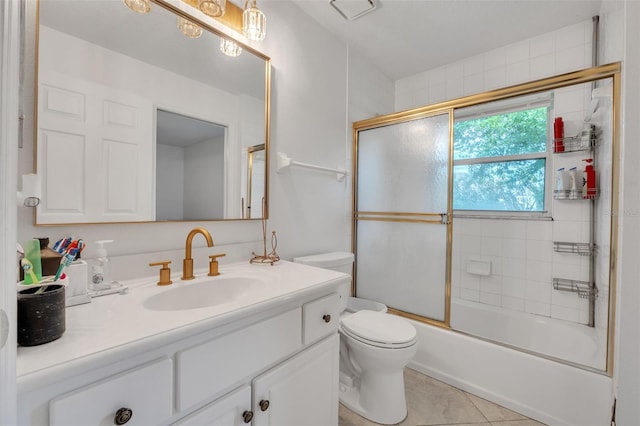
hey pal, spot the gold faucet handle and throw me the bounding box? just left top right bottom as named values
left=208, top=253, right=226, bottom=277
left=149, top=261, right=173, bottom=286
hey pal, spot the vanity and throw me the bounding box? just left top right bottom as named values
left=16, top=261, right=346, bottom=425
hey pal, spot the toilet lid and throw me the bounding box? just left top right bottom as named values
left=341, top=310, right=416, bottom=347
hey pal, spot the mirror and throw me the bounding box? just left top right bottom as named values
left=34, top=0, right=270, bottom=224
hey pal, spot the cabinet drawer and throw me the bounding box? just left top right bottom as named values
left=176, top=308, right=302, bottom=412
left=49, top=358, right=173, bottom=426
left=302, top=293, right=339, bottom=344
left=172, top=385, right=251, bottom=426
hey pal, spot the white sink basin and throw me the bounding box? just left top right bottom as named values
left=143, top=276, right=268, bottom=311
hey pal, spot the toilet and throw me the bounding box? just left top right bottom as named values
left=293, top=252, right=417, bottom=425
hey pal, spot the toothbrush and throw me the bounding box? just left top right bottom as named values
left=20, top=258, right=39, bottom=284
left=54, top=251, right=75, bottom=281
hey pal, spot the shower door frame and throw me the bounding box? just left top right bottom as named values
left=351, top=62, right=621, bottom=375
left=352, top=109, right=455, bottom=328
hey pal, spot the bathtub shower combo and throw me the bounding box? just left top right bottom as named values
left=352, top=66, right=618, bottom=377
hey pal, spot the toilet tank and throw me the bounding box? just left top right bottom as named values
left=292, top=252, right=354, bottom=275
left=293, top=252, right=354, bottom=311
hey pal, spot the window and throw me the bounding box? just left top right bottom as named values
left=453, top=95, right=551, bottom=215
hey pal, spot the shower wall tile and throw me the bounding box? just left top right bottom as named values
left=551, top=304, right=581, bottom=323
left=526, top=299, right=551, bottom=317
left=460, top=288, right=480, bottom=302
left=502, top=277, right=526, bottom=299
left=502, top=239, right=526, bottom=260
left=480, top=292, right=501, bottom=307
left=530, top=53, right=556, bottom=79
left=526, top=280, right=551, bottom=303
left=502, top=295, right=525, bottom=312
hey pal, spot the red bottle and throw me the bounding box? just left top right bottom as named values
left=583, top=159, right=596, bottom=199
left=554, top=117, right=565, bottom=152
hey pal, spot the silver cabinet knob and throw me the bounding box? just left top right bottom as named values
left=242, top=410, right=254, bottom=423
left=114, top=407, right=133, bottom=425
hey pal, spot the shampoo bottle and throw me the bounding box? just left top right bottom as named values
left=569, top=167, right=579, bottom=199
left=90, top=240, right=114, bottom=291
left=582, top=159, right=596, bottom=199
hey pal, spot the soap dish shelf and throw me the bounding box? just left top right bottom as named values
left=553, top=129, right=598, bottom=153
left=552, top=278, right=598, bottom=299
left=553, top=241, right=597, bottom=256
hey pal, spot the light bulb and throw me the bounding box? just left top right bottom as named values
left=177, top=17, right=203, bottom=38
left=199, top=0, right=226, bottom=17
left=123, top=0, right=151, bottom=13
left=220, top=39, right=242, bottom=57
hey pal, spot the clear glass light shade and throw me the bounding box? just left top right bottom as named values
left=243, top=1, right=266, bottom=41
left=123, top=0, right=151, bottom=13
left=220, top=39, right=242, bottom=57
left=177, top=17, right=203, bottom=38
left=199, top=0, right=226, bottom=17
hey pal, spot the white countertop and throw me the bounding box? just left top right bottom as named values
left=17, top=260, right=347, bottom=385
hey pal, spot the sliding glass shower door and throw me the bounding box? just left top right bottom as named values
left=354, top=112, right=452, bottom=324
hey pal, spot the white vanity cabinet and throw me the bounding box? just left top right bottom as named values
left=17, top=286, right=342, bottom=426
left=252, top=334, right=339, bottom=426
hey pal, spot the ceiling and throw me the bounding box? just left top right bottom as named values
left=292, top=0, right=603, bottom=80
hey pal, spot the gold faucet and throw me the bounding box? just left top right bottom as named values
left=182, top=227, right=214, bottom=280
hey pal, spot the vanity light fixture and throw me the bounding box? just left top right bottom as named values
left=220, top=38, right=242, bottom=57
left=199, top=0, right=226, bottom=18
left=123, top=0, right=151, bottom=13
left=243, top=0, right=266, bottom=41
left=177, top=17, right=203, bottom=38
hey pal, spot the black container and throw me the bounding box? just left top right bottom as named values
left=17, top=284, right=66, bottom=346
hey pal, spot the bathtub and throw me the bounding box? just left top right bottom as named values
left=407, top=300, right=614, bottom=426
left=450, top=297, right=607, bottom=370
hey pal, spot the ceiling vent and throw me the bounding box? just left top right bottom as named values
left=330, top=0, right=376, bottom=21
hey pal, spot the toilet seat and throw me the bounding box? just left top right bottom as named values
left=340, top=310, right=416, bottom=349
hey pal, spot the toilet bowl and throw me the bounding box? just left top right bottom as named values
left=293, top=252, right=417, bottom=425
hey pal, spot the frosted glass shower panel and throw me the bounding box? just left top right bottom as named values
left=356, top=220, right=447, bottom=321
left=357, top=114, right=449, bottom=213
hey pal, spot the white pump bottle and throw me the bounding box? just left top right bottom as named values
left=90, top=240, right=114, bottom=291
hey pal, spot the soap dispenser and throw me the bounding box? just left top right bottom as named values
left=90, top=240, right=114, bottom=291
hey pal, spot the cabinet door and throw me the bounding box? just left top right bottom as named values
left=252, top=334, right=339, bottom=426
left=173, top=385, right=252, bottom=426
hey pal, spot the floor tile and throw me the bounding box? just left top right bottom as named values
left=466, top=393, right=528, bottom=422
left=399, top=368, right=488, bottom=425
left=339, top=368, right=547, bottom=426
left=489, top=421, right=546, bottom=426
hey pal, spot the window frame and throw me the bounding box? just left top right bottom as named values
left=452, top=94, right=553, bottom=219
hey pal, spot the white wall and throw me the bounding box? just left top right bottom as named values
left=258, top=1, right=350, bottom=259
left=184, top=137, right=224, bottom=220
left=156, top=143, right=185, bottom=220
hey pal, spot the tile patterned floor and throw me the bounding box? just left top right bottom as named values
left=339, top=368, right=547, bottom=426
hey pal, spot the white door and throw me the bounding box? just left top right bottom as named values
left=0, top=0, right=20, bottom=423
left=252, top=335, right=339, bottom=426
left=36, top=70, right=154, bottom=224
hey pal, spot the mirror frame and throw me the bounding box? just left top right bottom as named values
left=33, top=0, right=271, bottom=225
